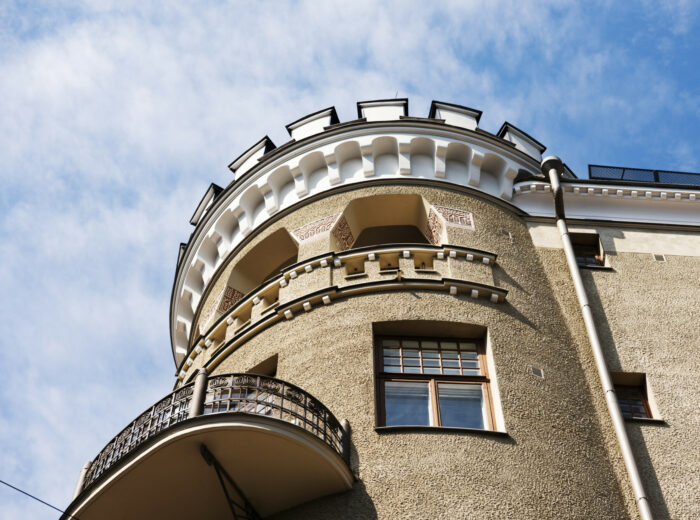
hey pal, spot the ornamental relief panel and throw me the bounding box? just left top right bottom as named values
left=217, top=286, right=245, bottom=314
left=199, top=287, right=225, bottom=334
left=292, top=213, right=340, bottom=242
left=425, top=208, right=444, bottom=245
left=331, top=215, right=354, bottom=250
left=434, top=205, right=474, bottom=230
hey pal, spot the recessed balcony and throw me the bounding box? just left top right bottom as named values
left=63, top=373, right=352, bottom=519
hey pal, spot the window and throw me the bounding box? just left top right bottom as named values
left=375, top=336, right=494, bottom=430
left=616, top=385, right=652, bottom=419
left=570, top=232, right=604, bottom=267
left=612, top=372, right=657, bottom=420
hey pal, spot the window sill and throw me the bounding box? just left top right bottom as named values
left=623, top=417, right=666, bottom=425
left=577, top=264, right=614, bottom=271
left=375, top=425, right=508, bottom=437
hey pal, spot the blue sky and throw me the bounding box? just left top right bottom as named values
left=0, top=1, right=698, bottom=517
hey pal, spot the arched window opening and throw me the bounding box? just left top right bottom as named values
left=331, top=194, right=442, bottom=251
left=227, top=228, right=299, bottom=295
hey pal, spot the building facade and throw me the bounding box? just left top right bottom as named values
left=63, top=99, right=700, bottom=519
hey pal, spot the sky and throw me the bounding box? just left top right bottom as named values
left=0, top=1, right=698, bottom=517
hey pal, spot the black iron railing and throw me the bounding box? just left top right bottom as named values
left=589, top=165, right=700, bottom=187
left=81, top=374, right=346, bottom=491
left=203, top=374, right=345, bottom=457
left=83, top=383, right=195, bottom=487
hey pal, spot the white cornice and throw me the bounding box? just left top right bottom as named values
left=170, top=115, right=700, bottom=368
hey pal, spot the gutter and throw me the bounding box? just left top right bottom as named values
left=540, top=156, right=653, bottom=520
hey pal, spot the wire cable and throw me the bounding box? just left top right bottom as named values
left=0, top=478, right=80, bottom=520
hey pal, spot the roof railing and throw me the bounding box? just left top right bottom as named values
left=589, top=164, right=700, bottom=187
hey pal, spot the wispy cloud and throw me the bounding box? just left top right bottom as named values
left=0, top=1, right=697, bottom=516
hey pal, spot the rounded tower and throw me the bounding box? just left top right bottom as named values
left=63, top=99, right=700, bottom=520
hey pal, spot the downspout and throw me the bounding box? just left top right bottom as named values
left=540, top=156, right=653, bottom=520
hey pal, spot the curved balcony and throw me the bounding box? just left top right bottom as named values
left=64, top=373, right=352, bottom=520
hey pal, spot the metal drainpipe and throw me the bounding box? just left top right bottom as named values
left=540, top=156, right=653, bottom=520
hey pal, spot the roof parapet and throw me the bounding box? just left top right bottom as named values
left=357, top=98, right=408, bottom=121
left=497, top=122, right=546, bottom=162
left=190, top=183, right=223, bottom=226
left=285, top=106, right=340, bottom=141
left=228, top=136, right=276, bottom=180
left=429, top=100, right=482, bottom=131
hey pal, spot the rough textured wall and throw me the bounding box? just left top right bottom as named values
left=201, top=185, right=630, bottom=519
left=587, top=249, right=699, bottom=520
left=534, top=226, right=700, bottom=520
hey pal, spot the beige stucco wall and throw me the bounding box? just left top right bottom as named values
left=187, top=184, right=638, bottom=519
left=532, top=223, right=700, bottom=520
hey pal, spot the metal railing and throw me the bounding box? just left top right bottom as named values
left=203, top=374, right=346, bottom=457
left=589, top=164, right=700, bottom=187
left=80, top=374, right=346, bottom=491
left=83, top=383, right=194, bottom=487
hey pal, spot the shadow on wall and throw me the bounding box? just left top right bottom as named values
left=270, top=482, right=378, bottom=520
left=581, top=271, right=672, bottom=520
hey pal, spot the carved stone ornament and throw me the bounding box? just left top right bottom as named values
left=425, top=208, right=443, bottom=245
left=217, top=286, right=245, bottom=314
left=331, top=215, right=354, bottom=250
left=199, top=287, right=225, bottom=334
left=293, top=213, right=340, bottom=241
left=434, top=205, right=474, bottom=229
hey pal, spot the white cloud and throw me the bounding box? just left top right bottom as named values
left=0, top=1, right=697, bottom=516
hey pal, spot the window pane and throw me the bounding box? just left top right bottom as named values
left=423, top=358, right=439, bottom=367
left=438, top=384, right=484, bottom=429
left=404, top=358, right=420, bottom=366
left=459, top=342, right=477, bottom=351
left=443, top=359, right=460, bottom=367
left=384, top=382, right=430, bottom=426
left=384, top=357, right=400, bottom=365
left=403, top=340, right=419, bottom=349
left=423, top=341, right=438, bottom=349
left=383, top=348, right=399, bottom=356
left=403, top=349, right=419, bottom=357
left=383, top=339, right=400, bottom=348
left=424, top=367, right=441, bottom=374
left=384, top=366, right=401, bottom=373
left=442, top=351, right=459, bottom=359
left=422, top=350, right=439, bottom=358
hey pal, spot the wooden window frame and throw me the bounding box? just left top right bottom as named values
left=374, top=335, right=495, bottom=430
left=615, top=384, right=653, bottom=420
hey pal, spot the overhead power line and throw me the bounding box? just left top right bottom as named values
left=0, top=478, right=80, bottom=520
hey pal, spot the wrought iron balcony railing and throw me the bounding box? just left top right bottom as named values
left=80, top=373, right=348, bottom=492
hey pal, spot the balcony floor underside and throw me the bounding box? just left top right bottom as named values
left=65, top=414, right=353, bottom=519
